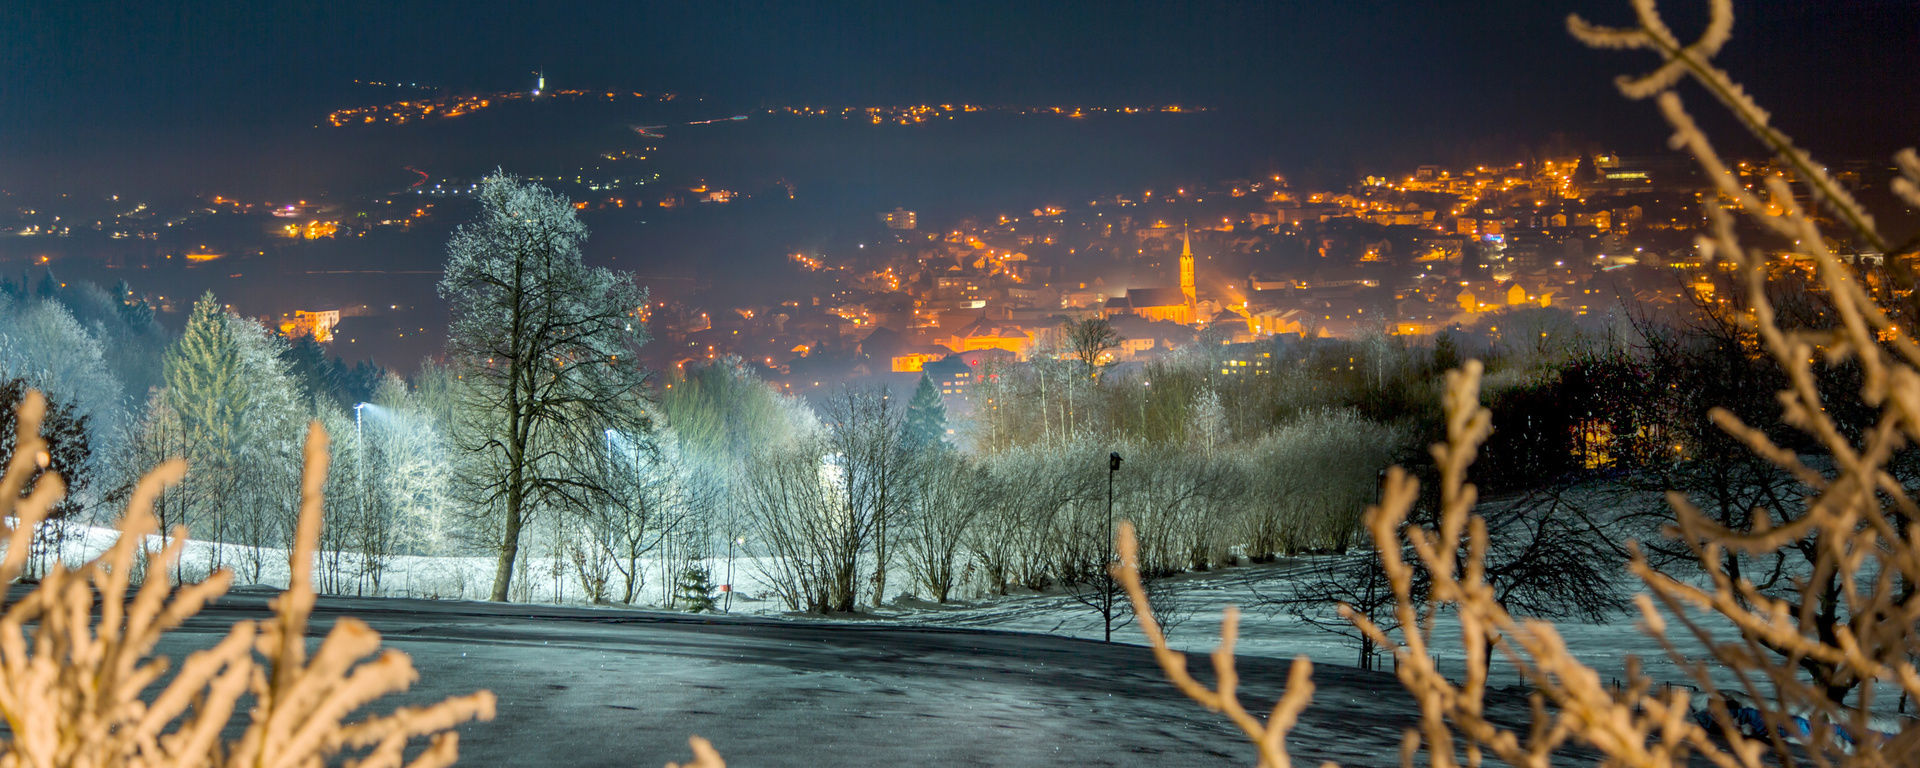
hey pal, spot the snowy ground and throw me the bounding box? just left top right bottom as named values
left=884, top=557, right=1704, bottom=695
left=144, top=589, right=1585, bottom=767
left=21, top=514, right=1915, bottom=763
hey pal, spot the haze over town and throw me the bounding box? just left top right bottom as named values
left=4, top=1, right=1920, bottom=766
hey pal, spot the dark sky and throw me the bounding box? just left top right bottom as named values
left=4, top=1, right=1918, bottom=174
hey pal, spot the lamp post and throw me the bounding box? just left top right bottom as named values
left=352, top=402, right=370, bottom=596
left=1106, top=451, right=1122, bottom=643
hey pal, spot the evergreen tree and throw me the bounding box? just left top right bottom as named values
left=903, top=372, right=948, bottom=450
left=119, top=288, right=155, bottom=329
left=674, top=564, right=717, bottom=613
left=161, top=292, right=251, bottom=554
left=0, top=379, right=91, bottom=520
left=163, top=292, right=250, bottom=466
left=281, top=335, right=345, bottom=407
left=340, top=360, right=387, bottom=405
left=34, top=269, right=60, bottom=301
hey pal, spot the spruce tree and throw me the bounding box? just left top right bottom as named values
left=34, top=269, right=60, bottom=300
left=160, top=292, right=251, bottom=556
left=281, top=335, right=345, bottom=407
left=0, top=379, right=91, bottom=521
left=675, top=565, right=717, bottom=612
left=903, top=372, right=947, bottom=450
left=163, top=292, right=249, bottom=467
left=112, top=280, right=155, bottom=328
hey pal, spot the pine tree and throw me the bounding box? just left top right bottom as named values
left=163, top=292, right=250, bottom=467
left=675, top=565, right=717, bottom=612
left=903, top=372, right=947, bottom=450
left=281, top=335, right=345, bottom=407
left=34, top=269, right=60, bottom=300
left=0, top=379, right=90, bottom=521
left=111, top=280, right=154, bottom=328
left=161, top=292, right=251, bottom=554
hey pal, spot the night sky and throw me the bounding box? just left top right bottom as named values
left=5, top=0, right=1920, bottom=179
left=0, top=0, right=1917, bottom=372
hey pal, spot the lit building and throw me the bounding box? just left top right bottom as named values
left=1248, top=308, right=1309, bottom=336
left=1215, top=342, right=1276, bottom=376
left=922, top=349, right=1017, bottom=408
left=279, top=309, right=341, bottom=343
left=923, top=356, right=974, bottom=399
left=881, top=208, right=918, bottom=230
left=1101, top=225, right=1200, bottom=325
left=1102, top=288, right=1193, bottom=325
left=279, top=220, right=340, bottom=240
left=1179, top=223, right=1196, bottom=308
left=940, top=315, right=1035, bottom=358
left=890, top=351, right=947, bottom=372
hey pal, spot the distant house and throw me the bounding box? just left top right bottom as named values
left=1106, top=315, right=1197, bottom=359
left=1248, top=308, right=1309, bottom=337
left=1248, top=272, right=1295, bottom=292
left=940, top=315, right=1035, bottom=358
left=889, top=343, right=956, bottom=372
left=278, top=309, right=340, bottom=342
left=921, top=350, right=1007, bottom=407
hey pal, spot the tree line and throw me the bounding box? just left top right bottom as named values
left=0, top=173, right=1763, bottom=648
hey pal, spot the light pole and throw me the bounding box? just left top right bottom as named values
left=1106, top=451, right=1122, bottom=643
left=352, top=402, right=370, bottom=596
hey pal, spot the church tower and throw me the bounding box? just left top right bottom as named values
left=1179, top=222, right=1196, bottom=309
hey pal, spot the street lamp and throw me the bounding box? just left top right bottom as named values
left=352, top=402, right=371, bottom=596
left=1105, top=451, right=1122, bottom=643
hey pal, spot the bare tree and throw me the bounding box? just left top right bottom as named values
left=900, top=460, right=983, bottom=603
left=438, top=171, right=652, bottom=601
left=742, top=438, right=837, bottom=611
left=1268, top=487, right=1625, bottom=672
left=741, top=389, right=912, bottom=612
left=577, top=427, right=702, bottom=605
left=1062, top=316, right=1123, bottom=381
left=823, top=389, right=916, bottom=608
left=1240, top=409, right=1409, bottom=559
left=1267, top=550, right=1412, bottom=671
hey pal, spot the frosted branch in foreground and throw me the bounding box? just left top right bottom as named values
left=0, top=399, right=495, bottom=768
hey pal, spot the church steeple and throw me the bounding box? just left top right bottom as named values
left=1179, top=222, right=1196, bottom=309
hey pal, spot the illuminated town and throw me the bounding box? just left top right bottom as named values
left=2, top=135, right=1895, bottom=405
left=6, top=1, right=1920, bottom=764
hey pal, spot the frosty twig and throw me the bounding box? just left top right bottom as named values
left=0, top=405, right=495, bottom=767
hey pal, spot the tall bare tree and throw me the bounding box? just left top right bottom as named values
left=439, top=171, right=651, bottom=602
